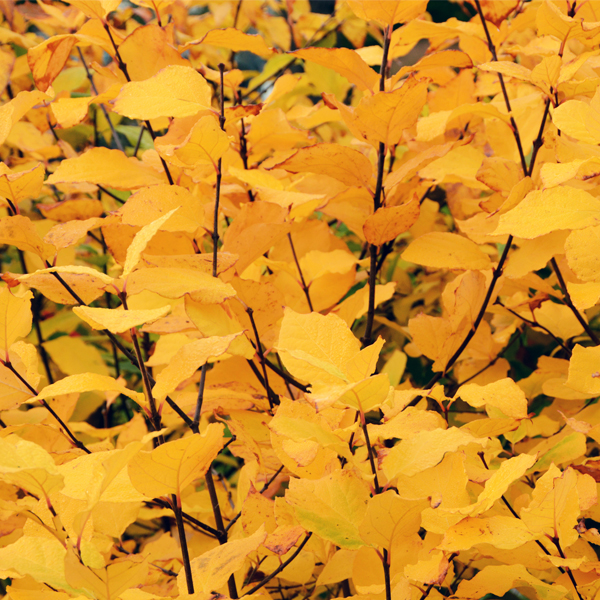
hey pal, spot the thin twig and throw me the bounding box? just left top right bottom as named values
left=363, top=25, right=391, bottom=347
left=496, top=299, right=572, bottom=357
left=287, top=233, right=313, bottom=312
left=551, top=258, right=600, bottom=345
left=246, top=307, right=278, bottom=409
left=77, top=47, right=124, bottom=152
left=242, top=533, right=312, bottom=596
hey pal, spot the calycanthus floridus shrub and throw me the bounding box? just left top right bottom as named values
left=1, top=1, right=600, bottom=599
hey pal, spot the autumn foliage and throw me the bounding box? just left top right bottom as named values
left=4, top=0, right=600, bottom=599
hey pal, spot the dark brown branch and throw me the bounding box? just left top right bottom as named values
left=2, top=360, right=91, bottom=453
left=242, top=533, right=312, bottom=596
left=77, top=47, right=124, bottom=153
left=287, top=233, right=314, bottom=312
left=363, top=25, right=391, bottom=347
left=551, top=258, right=600, bottom=345
left=496, top=299, right=572, bottom=357
left=246, top=307, right=278, bottom=409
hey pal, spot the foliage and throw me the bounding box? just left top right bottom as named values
left=1, top=1, right=600, bottom=600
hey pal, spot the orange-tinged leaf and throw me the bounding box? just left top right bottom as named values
left=457, top=378, right=528, bottom=419
left=181, top=526, right=267, bottom=595
left=116, top=183, right=203, bottom=232
left=122, top=207, right=179, bottom=278
left=363, top=196, right=420, bottom=245
left=494, top=187, right=600, bottom=239
left=293, top=47, right=377, bottom=91
left=27, top=35, right=77, bottom=92
left=73, top=305, right=171, bottom=333
left=151, top=333, right=241, bottom=402
left=325, top=77, right=428, bottom=148
left=271, top=143, right=373, bottom=188
left=402, top=232, right=492, bottom=270
left=119, top=23, right=189, bottom=81
left=0, top=163, right=45, bottom=206
left=112, top=65, right=212, bottom=120
left=286, top=470, right=369, bottom=549
left=169, top=115, right=230, bottom=168
left=347, top=0, right=428, bottom=25
left=0, top=215, right=54, bottom=259
left=128, top=423, right=224, bottom=498
left=66, top=0, right=121, bottom=20
left=46, top=147, right=165, bottom=190
left=184, top=28, right=275, bottom=59
left=44, top=217, right=102, bottom=253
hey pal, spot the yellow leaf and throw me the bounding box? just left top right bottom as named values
left=293, top=47, right=378, bottom=91
left=66, top=0, right=121, bottom=20
left=119, top=23, right=189, bottom=81
left=494, top=187, right=600, bottom=239
left=439, top=516, right=534, bottom=551
left=286, top=470, right=369, bottom=549
left=45, top=335, right=110, bottom=377
left=404, top=552, right=448, bottom=586
left=0, top=434, right=64, bottom=497
left=65, top=550, right=148, bottom=600
left=112, top=65, right=212, bottom=120
left=73, top=305, right=171, bottom=333
left=127, top=268, right=236, bottom=303
left=46, top=147, right=165, bottom=190
left=363, top=196, right=421, bottom=246
left=271, top=143, right=373, bottom=189
left=402, top=232, right=491, bottom=270
left=27, top=35, right=77, bottom=92
left=459, top=453, right=537, bottom=517
left=454, top=564, right=568, bottom=600
left=184, top=27, right=275, bottom=59
left=359, top=490, right=423, bottom=549
left=534, top=301, right=584, bottom=341
left=382, top=427, right=488, bottom=479
left=181, top=526, right=267, bottom=595
left=325, top=77, right=428, bottom=148
left=276, top=308, right=361, bottom=387
left=169, top=115, right=230, bottom=168
left=566, top=344, right=600, bottom=395
left=0, top=163, right=45, bottom=206
left=478, top=60, right=532, bottom=82
left=0, top=90, right=49, bottom=145
left=457, top=378, right=528, bottom=419
left=565, top=225, right=600, bottom=282
left=347, top=0, right=428, bottom=25
left=151, top=333, right=241, bottom=402
left=128, top=424, right=224, bottom=498
left=0, top=215, right=55, bottom=259
left=122, top=207, right=179, bottom=278
left=32, top=373, right=144, bottom=406
left=44, top=217, right=102, bottom=253
left=335, top=373, right=391, bottom=413
left=0, top=536, right=69, bottom=592
left=0, top=287, right=32, bottom=359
